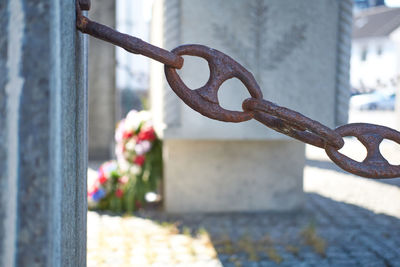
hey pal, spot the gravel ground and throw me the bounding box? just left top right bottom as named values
left=88, top=111, right=400, bottom=266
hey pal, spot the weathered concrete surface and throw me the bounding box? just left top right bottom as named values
left=163, top=140, right=305, bottom=213
left=150, top=0, right=351, bottom=212
left=0, top=0, right=8, bottom=261
left=396, top=86, right=400, bottom=129
left=88, top=0, right=116, bottom=160
left=1, top=1, right=87, bottom=266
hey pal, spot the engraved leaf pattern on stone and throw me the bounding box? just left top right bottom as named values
left=213, top=24, right=251, bottom=68
left=263, top=24, right=307, bottom=70
left=213, top=0, right=307, bottom=76
left=249, top=0, right=268, bottom=76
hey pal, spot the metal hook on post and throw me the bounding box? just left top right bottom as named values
left=79, top=0, right=91, bottom=11
left=75, top=0, right=183, bottom=69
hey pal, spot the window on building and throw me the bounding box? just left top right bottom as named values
left=361, top=48, right=368, bottom=61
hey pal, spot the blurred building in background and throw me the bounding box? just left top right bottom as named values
left=116, top=0, right=154, bottom=116
left=351, top=6, right=400, bottom=94
left=354, top=0, right=385, bottom=12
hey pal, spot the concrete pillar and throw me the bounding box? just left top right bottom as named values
left=397, top=85, right=400, bottom=129
left=88, top=0, right=116, bottom=160
left=1, top=1, right=87, bottom=266
left=151, top=0, right=352, bottom=213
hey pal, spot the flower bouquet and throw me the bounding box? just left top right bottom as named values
left=88, top=110, right=162, bottom=213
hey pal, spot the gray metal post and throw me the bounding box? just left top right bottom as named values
left=0, top=1, right=87, bottom=266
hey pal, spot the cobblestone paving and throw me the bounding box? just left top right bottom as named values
left=87, top=192, right=400, bottom=267
left=87, top=211, right=220, bottom=267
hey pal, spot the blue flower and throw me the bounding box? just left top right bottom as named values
left=92, top=188, right=106, bottom=201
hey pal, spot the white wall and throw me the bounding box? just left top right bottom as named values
left=351, top=36, right=400, bottom=91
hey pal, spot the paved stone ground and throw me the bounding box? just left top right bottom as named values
left=87, top=191, right=400, bottom=267
left=88, top=111, right=400, bottom=266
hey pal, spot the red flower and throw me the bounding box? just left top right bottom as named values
left=115, top=188, right=124, bottom=198
left=98, top=170, right=107, bottom=184
left=122, top=130, right=133, bottom=139
left=134, top=155, right=146, bottom=166
left=137, top=127, right=156, bottom=142
left=88, top=186, right=98, bottom=197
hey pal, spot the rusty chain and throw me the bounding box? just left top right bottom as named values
left=76, top=1, right=400, bottom=179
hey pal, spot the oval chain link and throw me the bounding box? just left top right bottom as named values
left=325, top=123, right=400, bottom=178
left=164, top=45, right=263, bottom=122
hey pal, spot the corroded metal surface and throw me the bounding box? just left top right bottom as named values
left=76, top=7, right=183, bottom=69
left=164, top=45, right=263, bottom=122
left=76, top=2, right=400, bottom=179
left=325, top=123, right=400, bottom=178
left=242, top=98, right=344, bottom=149
left=79, top=0, right=91, bottom=11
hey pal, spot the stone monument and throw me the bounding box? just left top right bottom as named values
left=88, top=0, right=117, bottom=160
left=397, top=85, right=400, bottom=129
left=1, top=1, right=87, bottom=266
left=150, top=0, right=352, bottom=212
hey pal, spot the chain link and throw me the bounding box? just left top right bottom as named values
left=325, top=123, right=400, bottom=178
left=164, top=45, right=263, bottom=122
left=242, top=98, right=344, bottom=149
left=76, top=2, right=400, bottom=179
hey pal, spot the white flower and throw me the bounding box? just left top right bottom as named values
left=124, top=119, right=141, bottom=133
left=138, top=110, right=151, bottom=122
left=115, top=119, right=125, bottom=142
left=135, top=140, right=152, bottom=155
left=124, top=110, right=142, bottom=132
left=145, top=192, right=158, bottom=202
left=125, top=139, right=136, bottom=151
left=130, top=165, right=141, bottom=175
left=115, top=144, right=124, bottom=159
left=119, top=159, right=130, bottom=172
left=122, top=110, right=154, bottom=134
